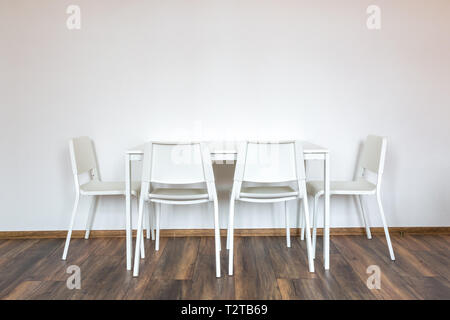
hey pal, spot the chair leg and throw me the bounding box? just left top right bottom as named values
left=302, top=196, right=315, bottom=273
left=137, top=197, right=145, bottom=259
left=148, top=202, right=155, bottom=240
left=213, top=199, right=221, bottom=277
left=145, top=201, right=151, bottom=240
left=152, top=207, right=156, bottom=240
left=312, top=194, right=319, bottom=259
left=300, top=200, right=305, bottom=241
left=228, top=199, right=235, bottom=275
left=357, top=195, right=372, bottom=239
left=211, top=201, right=221, bottom=252
left=62, top=194, right=80, bottom=260
left=155, top=203, right=161, bottom=251
left=226, top=199, right=232, bottom=250
left=285, top=201, right=291, bottom=248
left=140, top=232, right=145, bottom=258
left=376, top=193, right=395, bottom=260
left=133, top=193, right=146, bottom=277
left=84, top=195, right=98, bottom=239
left=227, top=195, right=234, bottom=250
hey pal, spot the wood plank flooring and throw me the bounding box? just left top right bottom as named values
left=0, top=234, right=449, bottom=300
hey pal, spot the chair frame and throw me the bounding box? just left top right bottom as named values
left=226, top=141, right=315, bottom=275
left=132, top=141, right=221, bottom=278
left=304, top=135, right=395, bottom=261
left=62, top=137, right=145, bottom=261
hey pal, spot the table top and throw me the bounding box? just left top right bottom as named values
left=126, top=141, right=328, bottom=155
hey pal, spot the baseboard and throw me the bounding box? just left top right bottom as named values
left=0, top=227, right=449, bottom=239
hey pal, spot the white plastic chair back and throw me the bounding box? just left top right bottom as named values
left=233, top=141, right=306, bottom=198
left=359, top=135, right=387, bottom=176
left=69, top=137, right=97, bottom=175
left=141, top=142, right=214, bottom=196
left=242, top=141, right=302, bottom=183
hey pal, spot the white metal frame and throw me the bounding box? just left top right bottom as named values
left=132, top=142, right=221, bottom=278
left=305, top=135, right=395, bottom=261
left=226, top=141, right=315, bottom=275
left=125, top=141, right=330, bottom=271
left=62, top=137, right=146, bottom=263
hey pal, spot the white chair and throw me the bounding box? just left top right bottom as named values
left=133, top=142, right=221, bottom=278
left=226, top=141, right=315, bottom=275
left=62, top=137, right=146, bottom=261
left=305, top=135, right=395, bottom=261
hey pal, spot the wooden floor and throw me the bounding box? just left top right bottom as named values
left=0, top=234, right=449, bottom=300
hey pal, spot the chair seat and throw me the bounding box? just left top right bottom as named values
left=307, top=180, right=376, bottom=196
left=80, top=181, right=140, bottom=196
left=240, top=186, right=298, bottom=199
left=149, top=188, right=209, bottom=200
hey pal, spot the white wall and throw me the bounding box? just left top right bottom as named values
left=1, top=0, right=449, bottom=231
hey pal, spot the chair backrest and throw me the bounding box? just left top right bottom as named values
left=233, top=141, right=306, bottom=196
left=142, top=141, right=215, bottom=187
left=69, top=136, right=97, bottom=176
left=358, top=135, right=387, bottom=179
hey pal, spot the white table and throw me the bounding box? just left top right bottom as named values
left=124, top=141, right=330, bottom=271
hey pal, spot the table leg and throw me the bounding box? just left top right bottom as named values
left=125, top=154, right=133, bottom=270
left=323, top=153, right=330, bottom=270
